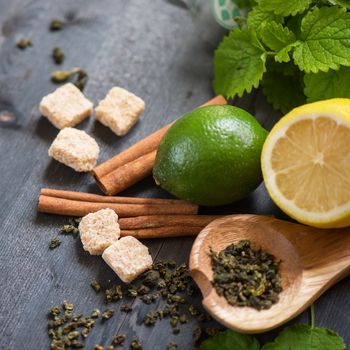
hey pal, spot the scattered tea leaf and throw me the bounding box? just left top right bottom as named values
left=93, top=345, right=104, bottom=350
left=52, top=47, right=65, bottom=64
left=49, top=237, right=61, bottom=250
left=167, top=341, right=177, bottom=350
left=105, top=284, right=123, bottom=302
left=51, top=70, right=72, bottom=83
left=130, top=338, right=143, bottom=350
left=50, top=19, right=64, bottom=31
left=112, top=334, right=126, bottom=346
left=90, top=279, right=102, bottom=293
left=102, top=309, right=114, bottom=320
left=90, top=309, right=100, bottom=319
left=16, top=38, right=32, bottom=49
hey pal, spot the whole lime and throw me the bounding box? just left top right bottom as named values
left=153, top=105, right=268, bottom=206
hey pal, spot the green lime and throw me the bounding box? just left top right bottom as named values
left=153, top=105, right=268, bottom=206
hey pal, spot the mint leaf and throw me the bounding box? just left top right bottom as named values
left=200, top=330, right=260, bottom=350
left=247, top=6, right=284, bottom=31
left=258, top=0, right=312, bottom=16
left=275, top=42, right=300, bottom=63
left=304, top=66, right=350, bottom=102
left=260, top=22, right=296, bottom=52
left=213, top=28, right=266, bottom=98
left=260, top=21, right=297, bottom=62
left=262, top=324, right=346, bottom=350
left=262, top=65, right=306, bottom=113
left=331, top=0, right=350, bottom=9
left=293, top=7, right=350, bottom=73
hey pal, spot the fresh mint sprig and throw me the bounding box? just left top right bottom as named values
left=199, top=305, right=346, bottom=350
left=262, top=305, right=346, bottom=350
left=213, top=1, right=350, bottom=113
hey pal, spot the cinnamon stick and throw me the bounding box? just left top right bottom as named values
left=94, top=151, right=157, bottom=195
left=118, top=215, right=222, bottom=229
left=38, top=189, right=198, bottom=217
left=93, top=127, right=170, bottom=180
left=40, top=188, right=188, bottom=205
left=121, top=226, right=204, bottom=239
left=92, top=95, right=227, bottom=195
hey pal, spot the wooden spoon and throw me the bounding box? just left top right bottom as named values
left=189, top=214, right=350, bottom=333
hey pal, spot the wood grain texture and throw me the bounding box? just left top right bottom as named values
left=190, top=214, right=350, bottom=333
left=0, top=0, right=349, bottom=349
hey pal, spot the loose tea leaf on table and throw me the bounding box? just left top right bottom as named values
left=90, top=279, right=102, bottom=293
left=16, top=38, right=32, bottom=49
left=50, top=19, right=64, bottom=31
left=51, top=68, right=88, bottom=90
left=90, top=308, right=100, bottom=318
left=52, top=47, right=65, bottom=64
left=101, top=308, right=114, bottom=320
left=49, top=237, right=61, bottom=250
left=167, top=341, right=177, bottom=350
left=130, top=338, right=143, bottom=350
left=112, top=334, right=126, bottom=346
left=61, top=218, right=80, bottom=234
left=210, top=240, right=282, bottom=310
left=105, top=284, right=123, bottom=302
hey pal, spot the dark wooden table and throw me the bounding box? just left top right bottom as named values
left=1, top=1, right=349, bottom=349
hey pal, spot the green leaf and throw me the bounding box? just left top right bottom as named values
left=262, top=324, right=346, bottom=350
left=247, top=6, right=284, bottom=31
left=200, top=330, right=260, bottom=350
left=213, top=28, right=267, bottom=98
left=260, top=22, right=296, bottom=52
left=261, top=65, right=306, bottom=113
left=304, top=66, right=350, bottom=102
left=330, top=0, right=350, bottom=9
left=275, top=42, right=300, bottom=63
left=259, top=21, right=298, bottom=62
left=258, top=0, right=312, bottom=16
left=293, top=7, right=350, bottom=73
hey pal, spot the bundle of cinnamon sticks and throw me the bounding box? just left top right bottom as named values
left=38, top=189, right=221, bottom=238
left=38, top=95, right=227, bottom=238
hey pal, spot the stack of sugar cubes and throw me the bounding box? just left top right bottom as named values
left=79, top=208, right=153, bottom=282
left=40, top=83, right=145, bottom=172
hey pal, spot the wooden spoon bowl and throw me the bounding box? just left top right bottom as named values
left=189, top=214, right=350, bottom=333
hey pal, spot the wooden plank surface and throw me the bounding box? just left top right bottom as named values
left=0, top=0, right=349, bottom=349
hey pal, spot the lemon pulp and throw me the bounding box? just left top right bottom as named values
left=262, top=99, right=350, bottom=228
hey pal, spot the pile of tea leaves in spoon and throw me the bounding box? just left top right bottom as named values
left=210, top=240, right=282, bottom=310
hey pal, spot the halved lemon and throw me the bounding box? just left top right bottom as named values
left=261, top=99, right=350, bottom=228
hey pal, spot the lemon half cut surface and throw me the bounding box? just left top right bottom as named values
left=261, top=99, right=350, bottom=228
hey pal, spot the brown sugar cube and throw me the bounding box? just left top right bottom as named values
left=95, top=87, right=145, bottom=136
left=78, top=209, right=120, bottom=255
left=48, top=127, right=99, bottom=172
left=40, top=83, right=93, bottom=129
left=102, top=236, right=153, bottom=283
